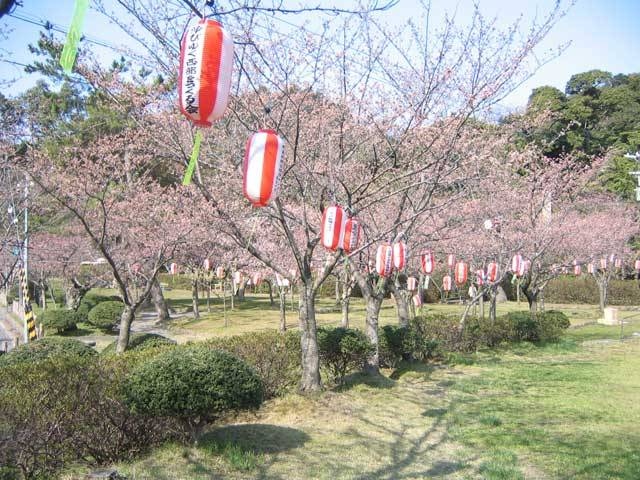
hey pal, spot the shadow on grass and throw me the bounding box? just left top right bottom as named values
left=335, top=371, right=396, bottom=392
left=199, top=424, right=310, bottom=455
left=389, top=360, right=436, bottom=380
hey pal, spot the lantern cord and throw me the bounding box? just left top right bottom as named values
left=180, top=0, right=204, bottom=18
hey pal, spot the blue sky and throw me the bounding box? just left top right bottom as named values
left=1, top=0, right=638, bottom=108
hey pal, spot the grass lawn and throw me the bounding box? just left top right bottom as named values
left=56, top=288, right=640, bottom=479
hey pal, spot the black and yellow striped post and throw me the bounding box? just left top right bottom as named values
left=19, top=268, right=37, bottom=341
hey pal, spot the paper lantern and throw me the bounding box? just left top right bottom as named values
left=275, top=273, right=290, bottom=288
left=392, top=241, right=407, bottom=270
left=614, top=258, right=622, bottom=269
left=178, top=18, right=234, bottom=126
left=447, top=254, right=455, bottom=269
left=609, top=254, right=616, bottom=263
left=511, top=254, right=523, bottom=275
left=407, top=276, right=417, bottom=291
left=321, top=206, right=346, bottom=251
left=475, top=269, right=485, bottom=286
left=341, top=218, right=360, bottom=253
left=518, top=259, right=529, bottom=277
left=252, top=272, right=262, bottom=286
left=487, top=262, right=498, bottom=283
left=587, top=263, right=595, bottom=274
left=574, top=264, right=582, bottom=276
left=600, top=258, right=607, bottom=270
left=243, top=129, right=285, bottom=207
left=442, top=275, right=452, bottom=292
left=412, top=294, right=423, bottom=307
left=421, top=251, right=435, bottom=275
left=635, top=259, right=640, bottom=271
left=203, top=258, right=211, bottom=271
left=169, top=263, right=178, bottom=275
left=216, top=266, right=225, bottom=279
left=233, top=271, right=241, bottom=285
left=375, top=243, right=393, bottom=277
left=454, top=261, right=468, bottom=285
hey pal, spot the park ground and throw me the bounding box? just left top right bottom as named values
left=54, top=290, right=640, bottom=480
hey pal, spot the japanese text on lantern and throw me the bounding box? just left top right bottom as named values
left=184, top=25, right=203, bottom=115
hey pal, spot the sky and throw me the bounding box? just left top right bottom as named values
left=1, top=0, right=639, bottom=109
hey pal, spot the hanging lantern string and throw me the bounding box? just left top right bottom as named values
left=181, top=0, right=204, bottom=18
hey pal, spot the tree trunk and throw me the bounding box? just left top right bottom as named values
left=265, top=279, right=275, bottom=307
left=364, top=295, right=383, bottom=374
left=150, top=278, right=170, bottom=322
left=115, top=305, right=136, bottom=354
left=489, top=288, right=497, bottom=323
left=279, top=288, right=287, bottom=332
left=392, top=284, right=410, bottom=328
left=65, top=280, right=90, bottom=310
left=341, top=294, right=350, bottom=328
left=598, top=280, right=607, bottom=312
left=40, top=281, right=47, bottom=311
left=522, top=286, right=539, bottom=314
left=298, top=283, right=321, bottom=392
left=191, top=278, right=200, bottom=320
left=335, top=277, right=340, bottom=305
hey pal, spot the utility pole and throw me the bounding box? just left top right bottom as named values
left=22, top=174, right=29, bottom=343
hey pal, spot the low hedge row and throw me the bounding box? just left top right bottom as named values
left=543, top=276, right=640, bottom=305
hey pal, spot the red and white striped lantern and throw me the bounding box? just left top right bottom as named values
left=600, top=258, right=607, bottom=270
left=178, top=19, right=234, bottom=126
left=486, top=262, right=498, bottom=283
left=407, top=276, right=418, bottom=291
left=614, top=258, right=622, bottom=269
left=392, top=241, right=407, bottom=271
left=203, top=258, right=211, bottom=271
left=412, top=294, right=423, bottom=307
left=476, top=269, right=485, bottom=286
left=421, top=251, right=435, bottom=275
left=574, top=264, right=582, bottom=276
left=169, top=263, right=178, bottom=275
left=442, top=275, right=452, bottom=292
left=454, top=261, right=468, bottom=285
left=252, top=272, right=262, bottom=286
left=233, top=271, right=242, bottom=285
left=341, top=217, right=360, bottom=253
left=635, top=259, right=640, bottom=271
left=243, top=130, right=285, bottom=207
left=518, top=259, right=529, bottom=277
left=375, top=243, right=393, bottom=277
left=447, top=254, right=455, bottom=269
left=321, top=206, right=346, bottom=251
left=511, top=254, right=523, bottom=275
left=216, top=266, right=225, bottom=279
left=587, top=263, right=595, bottom=274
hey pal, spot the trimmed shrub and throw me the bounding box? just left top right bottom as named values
left=87, top=300, right=125, bottom=332
left=204, top=330, right=301, bottom=398
left=101, top=332, right=176, bottom=355
left=504, top=311, right=538, bottom=342
left=123, top=346, right=263, bottom=440
left=0, top=354, right=180, bottom=479
left=0, top=337, right=96, bottom=366
left=537, top=310, right=571, bottom=342
left=317, top=327, right=374, bottom=383
left=378, top=325, right=409, bottom=368
left=38, top=308, right=80, bottom=334
left=543, top=276, right=640, bottom=305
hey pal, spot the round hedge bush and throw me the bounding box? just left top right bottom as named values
left=0, top=337, right=97, bottom=366
left=39, top=309, right=80, bottom=334
left=123, top=346, right=263, bottom=437
left=101, top=333, right=176, bottom=355
left=87, top=300, right=125, bottom=332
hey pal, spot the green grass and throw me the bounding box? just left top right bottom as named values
left=447, top=340, right=640, bottom=479
left=50, top=287, right=640, bottom=478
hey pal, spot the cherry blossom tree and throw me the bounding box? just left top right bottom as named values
left=15, top=126, right=198, bottom=353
